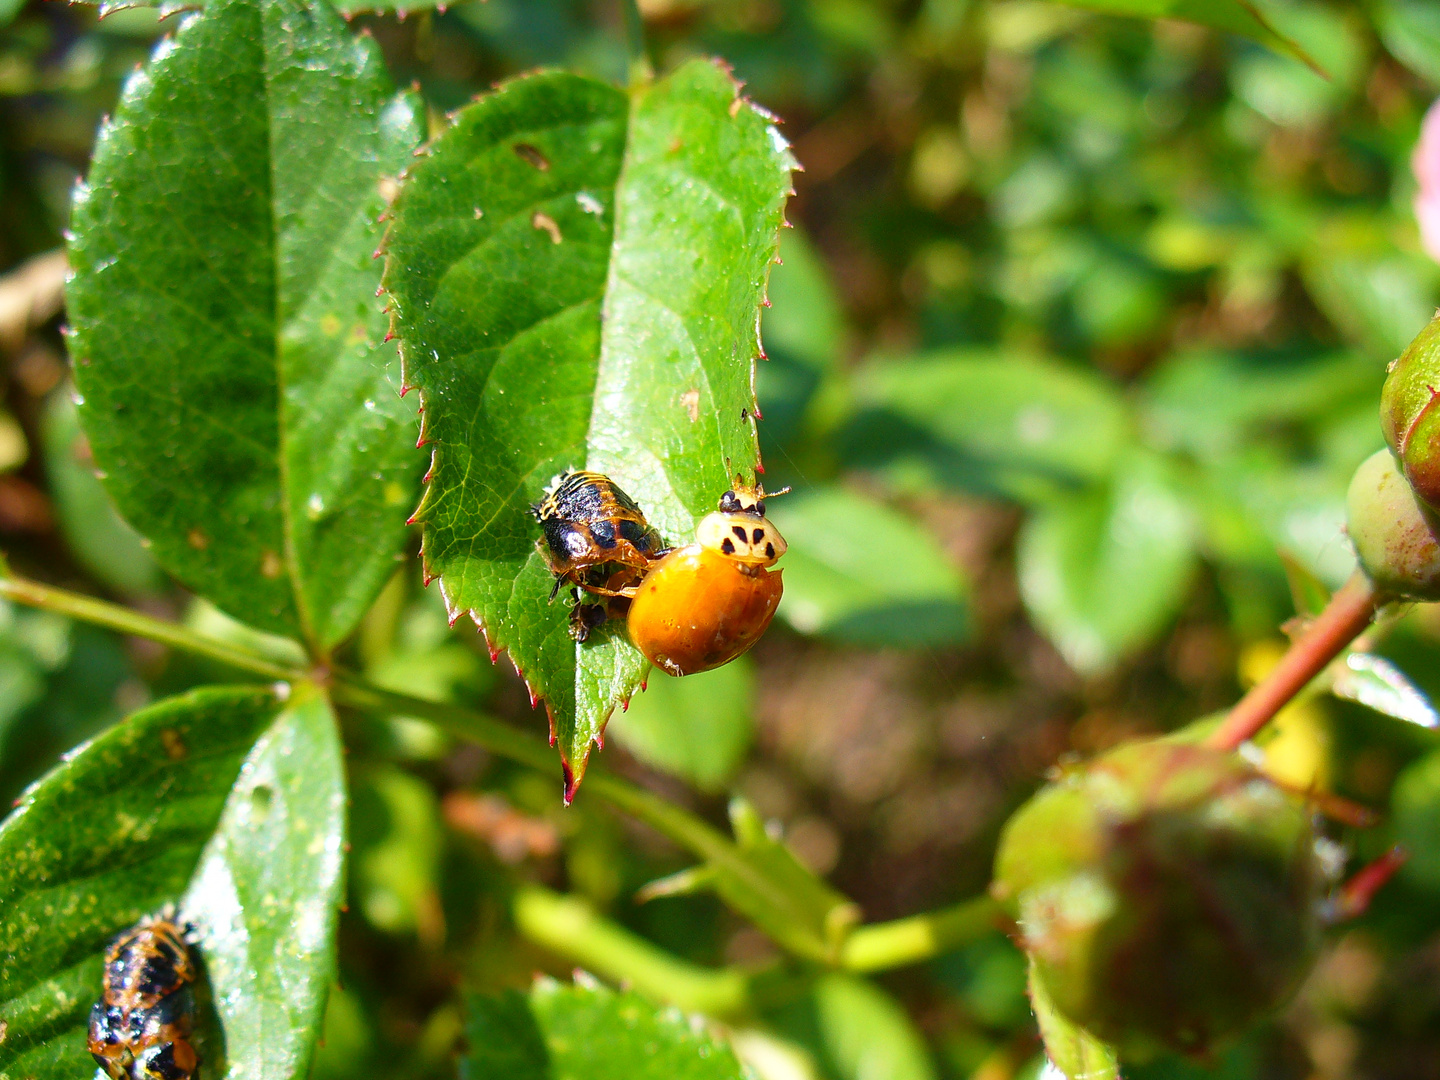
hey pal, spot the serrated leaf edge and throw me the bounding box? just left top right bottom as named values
left=377, top=63, right=795, bottom=799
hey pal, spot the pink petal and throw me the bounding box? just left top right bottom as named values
left=1413, top=97, right=1440, bottom=262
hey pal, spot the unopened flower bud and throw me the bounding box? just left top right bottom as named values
left=1346, top=448, right=1440, bottom=601
left=993, top=739, right=1321, bottom=1058
left=1381, top=313, right=1440, bottom=509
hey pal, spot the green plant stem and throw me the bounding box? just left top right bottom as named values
left=328, top=674, right=557, bottom=772
left=0, top=568, right=998, bottom=977
left=334, top=674, right=855, bottom=957
left=840, top=894, right=1006, bottom=972
left=0, top=571, right=804, bottom=932
left=0, top=574, right=298, bottom=681
left=515, top=885, right=753, bottom=1017
left=1205, top=569, right=1385, bottom=752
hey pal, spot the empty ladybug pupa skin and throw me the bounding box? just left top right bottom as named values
left=532, top=469, right=666, bottom=640
left=626, top=479, right=787, bottom=676
left=89, top=914, right=200, bottom=1080
left=532, top=469, right=664, bottom=593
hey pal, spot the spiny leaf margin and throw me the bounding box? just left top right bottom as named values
left=381, top=61, right=795, bottom=798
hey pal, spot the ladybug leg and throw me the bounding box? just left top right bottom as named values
left=614, top=541, right=664, bottom=572
left=549, top=565, right=587, bottom=603
left=568, top=598, right=608, bottom=642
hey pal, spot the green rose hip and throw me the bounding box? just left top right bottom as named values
left=993, top=739, right=1322, bottom=1059
left=1381, top=313, right=1440, bottom=511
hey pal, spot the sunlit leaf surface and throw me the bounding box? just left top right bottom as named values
left=384, top=62, right=794, bottom=793
left=67, top=0, right=423, bottom=651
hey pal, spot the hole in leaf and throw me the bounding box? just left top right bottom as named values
left=248, top=784, right=274, bottom=823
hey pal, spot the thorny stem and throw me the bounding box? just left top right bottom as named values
left=0, top=568, right=995, bottom=975
left=1205, top=569, right=1386, bottom=753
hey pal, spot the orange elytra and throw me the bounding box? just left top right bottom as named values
left=626, top=477, right=788, bottom=676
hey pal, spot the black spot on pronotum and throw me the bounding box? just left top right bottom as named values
left=765, top=542, right=775, bottom=559
left=752, top=528, right=765, bottom=543
left=513, top=143, right=550, bottom=171
left=732, top=525, right=749, bottom=541
left=721, top=537, right=736, bottom=555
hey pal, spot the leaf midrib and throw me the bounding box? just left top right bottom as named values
left=262, top=2, right=320, bottom=656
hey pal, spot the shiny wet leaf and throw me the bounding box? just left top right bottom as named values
left=383, top=62, right=794, bottom=794
left=0, top=684, right=346, bottom=1080
left=66, top=0, right=424, bottom=651
left=463, top=980, right=747, bottom=1080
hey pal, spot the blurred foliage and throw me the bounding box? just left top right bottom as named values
left=3, top=0, right=1440, bottom=1077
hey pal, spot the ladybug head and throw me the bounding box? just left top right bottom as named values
left=717, top=477, right=790, bottom=518
left=696, top=510, right=787, bottom=567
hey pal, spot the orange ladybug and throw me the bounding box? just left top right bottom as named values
left=626, top=479, right=787, bottom=676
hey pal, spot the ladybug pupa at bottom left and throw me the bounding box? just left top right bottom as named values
left=88, top=913, right=200, bottom=1080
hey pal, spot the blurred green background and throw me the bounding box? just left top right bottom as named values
left=5, top=0, right=1440, bottom=1077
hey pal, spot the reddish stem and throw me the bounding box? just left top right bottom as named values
left=1332, top=846, right=1408, bottom=921
left=1205, top=570, right=1384, bottom=752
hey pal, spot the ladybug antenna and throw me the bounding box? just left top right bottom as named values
left=759, top=484, right=790, bottom=500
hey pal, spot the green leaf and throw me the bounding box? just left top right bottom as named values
left=1331, top=652, right=1440, bottom=730
left=350, top=764, right=444, bottom=935
left=0, top=618, right=131, bottom=809
left=768, top=486, right=969, bottom=646
left=1017, top=451, right=1196, bottom=673
left=1302, top=246, right=1440, bottom=365
left=1041, top=0, right=1320, bottom=72
left=181, top=685, right=346, bottom=1080
left=715, top=798, right=860, bottom=963
left=848, top=350, right=1130, bottom=504
left=607, top=657, right=754, bottom=792
left=811, top=974, right=937, bottom=1080
left=462, top=980, right=748, bottom=1080
left=756, top=225, right=845, bottom=449
left=1027, top=959, right=1120, bottom=1080
left=763, top=226, right=844, bottom=374
left=1230, top=0, right=1364, bottom=126
left=1141, top=349, right=1382, bottom=462
left=1394, top=749, right=1440, bottom=893
left=383, top=63, right=795, bottom=794
left=76, top=0, right=455, bottom=19
left=40, top=387, right=161, bottom=597
left=0, top=684, right=346, bottom=1080
left=66, top=0, right=425, bottom=652
left=0, top=602, right=70, bottom=766
left=767, top=973, right=937, bottom=1080
left=1375, top=0, right=1440, bottom=85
